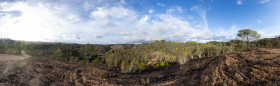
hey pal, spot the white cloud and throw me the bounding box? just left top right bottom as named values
left=176, top=6, right=183, bottom=13
left=149, top=9, right=153, bottom=14
left=237, top=0, right=242, bottom=5
left=214, top=26, right=241, bottom=41
left=0, top=1, right=223, bottom=44
left=91, top=8, right=107, bottom=18
left=260, top=0, right=270, bottom=4
left=166, top=9, right=174, bottom=14
left=0, top=2, right=80, bottom=42
left=139, top=15, right=149, bottom=25
left=90, top=7, right=135, bottom=20
left=190, top=5, right=208, bottom=30
left=257, top=25, right=280, bottom=38
left=157, top=3, right=164, bottom=7
left=120, top=0, right=126, bottom=4
left=83, top=1, right=91, bottom=11
left=194, top=25, right=202, bottom=28
left=190, top=6, right=198, bottom=11
left=200, top=10, right=208, bottom=30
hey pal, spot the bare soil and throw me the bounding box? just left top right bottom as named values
left=0, top=48, right=280, bottom=86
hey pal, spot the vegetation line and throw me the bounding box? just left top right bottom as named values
left=0, top=29, right=279, bottom=73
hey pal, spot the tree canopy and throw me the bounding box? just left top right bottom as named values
left=237, top=29, right=261, bottom=48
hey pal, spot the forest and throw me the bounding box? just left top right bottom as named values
left=1, top=33, right=279, bottom=73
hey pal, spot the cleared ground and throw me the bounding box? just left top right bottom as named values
left=0, top=48, right=280, bottom=85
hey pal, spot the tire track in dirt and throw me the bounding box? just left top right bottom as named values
left=1, top=48, right=280, bottom=85
left=158, top=48, right=280, bottom=86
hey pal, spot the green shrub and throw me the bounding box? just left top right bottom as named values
left=194, top=64, right=199, bottom=70
left=121, top=60, right=130, bottom=73
left=49, top=55, right=53, bottom=59
left=93, top=58, right=101, bottom=63
left=167, top=53, right=171, bottom=56
left=154, top=64, right=160, bottom=69
left=138, top=62, right=147, bottom=71
left=180, top=66, right=183, bottom=70
left=53, top=48, right=63, bottom=59
left=147, top=78, right=150, bottom=84
left=160, top=62, right=165, bottom=67
left=79, top=59, right=86, bottom=63
left=101, top=58, right=105, bottom=64
left=166, top=63, right=170, bottom=67
left=113, top=58, right=119, bottom=66
left=134, top=60, right=139, bottom=65
left=141, top=78, right=150, bottom=84
left=137, top=56, right=141, bottom=60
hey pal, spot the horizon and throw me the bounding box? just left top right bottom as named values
left=0, top=0, right=279, bottom=44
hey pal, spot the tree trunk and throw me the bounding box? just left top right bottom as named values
left=246, top=35, right=249, bottom=49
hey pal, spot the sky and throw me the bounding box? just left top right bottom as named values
left=0, top=0, right=279, bottom=44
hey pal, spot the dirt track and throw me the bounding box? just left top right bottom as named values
left=0, top=48, right=280, bottom=86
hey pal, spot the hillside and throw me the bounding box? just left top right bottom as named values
left=0, top=48, right=279, bottom=85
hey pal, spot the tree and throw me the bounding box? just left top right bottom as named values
left=53, top=48, right=63, bottom=59
left=237, top=29, right=261, bottom=49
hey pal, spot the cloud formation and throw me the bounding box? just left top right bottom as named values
left=260, top=0, right=270, bottom=4
left=237, top=0, right=242, bottom=5
left=1, top=0, right=267, bottom=44
left=157, top=3, right=165, bottom=7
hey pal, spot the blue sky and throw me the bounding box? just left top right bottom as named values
left=0, top=0, right=279, bottom=44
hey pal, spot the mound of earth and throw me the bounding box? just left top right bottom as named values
left=0, top=48, right=279, bottom=85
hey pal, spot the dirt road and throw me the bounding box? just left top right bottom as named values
left=0, top=48, right=280, bottom=86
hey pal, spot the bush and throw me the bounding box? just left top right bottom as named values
left=167, top=53, right=171, bottom=56
left=101, top=58, right=105, bottom=64
left=128, top=60, right=136, bottom=73
left=121, top=60, right=130, bottom=73
left=154, top=64, right=160, bottom=69
left=113, top=58, right=119, bottom=66
left=160, top=62, right=165, bottom=67
left=49, top=55, right=53, bottom=59
left=177, top=56, right=187, bottom=65
left=138, top=62, right=147, bottom=71
left=93, top=58, right=101, bottom=63
left=134, top=60, right=139, bottom=65
left=166, top=63, right=170, bottom=67
left=141, top=78, right=150, bottom=84
left=194, top=64, right=199, bottom=70
left=180, top=66, right=183, bottom=70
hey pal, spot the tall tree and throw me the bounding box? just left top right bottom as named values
left=237, top=29, right=261, bottom=49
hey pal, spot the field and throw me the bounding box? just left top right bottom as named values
left=0, top=48, right=279, bottom=85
